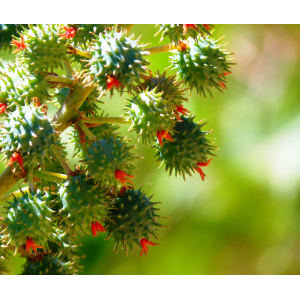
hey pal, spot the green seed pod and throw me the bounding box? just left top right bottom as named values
left=15, top=24, right=71, bottom=72
left=2, top=189, right=57, bottom=252
left=0, top=62, right=49, bottom=111
left=139, top=70, right=188, bottom=107
left=21, top=253, right=75, bottom=275
left=170, top=34, right=234, bottom=97
left=125, top=88, right=177, bottom=145
left=154, top=115, right=216, bottom=180
left=86, top=26, right=150, bottom=96
left=155, top=24, right=212, bottom=45
left=82, top=134, right=138, bottom=189
left=105, top=187, right=166, bottom=255
left=0, top=102, right=60, bottom=171
left=57, top=172, right=109, bottom=236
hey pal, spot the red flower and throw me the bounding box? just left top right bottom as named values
left=218, top=82, right=227, bottom=90
left=115, top=170, right=135, bottom=188
left=183, top=24, right=198, bottom=35
left=107, top=76, right=125, bottom=91
left=139, top=238, right=159, bottom=257
left=174, top=105, right=190, bottom=120
left=7, top=152, right=24, bottom=171
left=59, top=26, right=76, bottom=39
left=203, top=24, right=212, bottom=31
left=26, top=238, right=43, bottom=255
left=11, top=36, right=26, bottom=53
left=91, top=221, right=106, bottom=237
left=194, top=159, right=212, bottom=181
left=157, top=130, right=173, bottom=147
left=0, top=103, right=7, bottom=114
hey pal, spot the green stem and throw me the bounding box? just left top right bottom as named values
left=0, top=167, right=20, bottom=199
left=63, top=60, right=73, bottom=78
left=50, top=145, right=73, bottom=176
left=73, top=48, right=92, bottom=59
left=82, top=117, right=131, bottom=124
left=45, top=75, right=74, bottom=85
left=145, top=43, right=176, bottom=55
left=27, top=166, right=34, bottom=193
left=34, top=170, right=68, bottom=183
left=78, top=120, right=97, bottom=142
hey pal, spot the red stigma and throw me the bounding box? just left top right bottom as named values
left=107, top=76, right=125, bottom=91
left=194, top=159, right=212, bottom=181
left=7, top=152, right=24, bottom=171
left=183, top=24, right=198, bottom=35
left=218, top=82, right=227, bottom=90
left=139, top=238, right=159, bottom=257
left=11, top=36, right=26, bottom=53
left=157, top=130, right=173, bottom=147
left=0, top=103, right=7, bottom=114
left=59, top=26, right=76, bottom=39
left=203, top=24, right=212, bottom=31
left=115, top=170, right=135, bottom=188
left=174, top=105, right=190, bottom=120
left=26, top=238, right=43, bottom=255
left=91, top=221, right=106, bottom=237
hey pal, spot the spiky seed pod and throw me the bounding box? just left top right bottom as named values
left=57, top=172, right=109, bottom=236
left=86, top=26, right=150, bottom=96
left=125, top=88, right=177, bottom=145
left=139, top=70, right=188, bottom=107
left=0, top=102, right=60, bottom=171
left=105, top=187, right=166, bottom=255
left=154, top=115, right=216, bottom=179
left=69, top=24, right=113, bottom=46
left=155, top=24, right=212, bottom=45
left=0, top=24, right=29, bottom=51
left=2, top=190, right=57, bottom=252
left=21, top=253, right=75, bottom=275
left=170, top=34, right=234, bottom=97
left=0, top=62, right=49, bottom=111
left=15, top=24, right=71, bottom=72
left=69, top=112, right=120, bottom=159
left=83, top=134, right=138, bottom=189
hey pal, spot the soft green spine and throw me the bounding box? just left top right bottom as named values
left=15, top=24, right=71, bottom=72
left=170, top=34, right=232, bottom=97
left=105, top=188, right=165, bottom=255
left=57, top=173, right=109, bottom=236
left=2, top=190, right=57, bottom=251
left=83, top=134, right=138, bottom=189
left=0, top=103, right=60, bottom=170
left=154, top=115, right=216, bottom=179
left=86, top=27, right=150, bottom=96
left=0, top=62, right=49, bottom=111
left=125, top=88, right=177, bottom=145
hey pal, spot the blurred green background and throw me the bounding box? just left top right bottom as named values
left=1, top=24, right=300, bottom=275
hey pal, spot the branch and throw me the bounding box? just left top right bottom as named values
left=82, top=117, right=131, bottom=124
left=145, top=43, right=176, bottom=55
left=45, top=75, right=74, bottom=84
left=78, top=120, right=97, bottom=142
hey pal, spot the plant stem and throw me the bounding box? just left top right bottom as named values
left=0, top=187, right=29, bottom=204
left=82, top=117, right=131, bottom=124
left=145, top=43, right=176, bottom=55
left=34, top=170, right=68, bottom=183
left=73, top=48, right=92, bottom=59
left=63, top=60, right=73, bottom=78
left=27, top=166, right=34, bottom=193
left=50, top=145, right=73, bottom=176
left=78, top=120, right=97, bottom=142
left=45, top=75, right=74, bottom=84
left=0, top=167, right=20, bottom=199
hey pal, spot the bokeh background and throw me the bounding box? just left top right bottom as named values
left=1, top=24, right=300, bottom=275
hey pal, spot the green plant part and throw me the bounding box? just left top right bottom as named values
left=0, top=24, right=29, bottom=51
left=13, top=24, right=71, bottom=72
left=125, top=88, right=177, bottom=145
left=82, top=134, right=138, bottom=189
left=1, top=189, right=57, bottom=254
left=0, top=62, right=50, bottom=111
left=170, top=34, right=234, bottom=97
left=0, top=102, right=60, bottom=171
left=21, top=253, right=75, bottom=275
left=154, top=115, right=216, bottom=180
left=57, top=172, right=109, bottom=236
left=139, top=70, right=188, bottom=107
left=85, top=27, right=150, bottom=96
left=105, top=187, right=166, bottom=255
left=155, top=24, right=212, bottom=45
